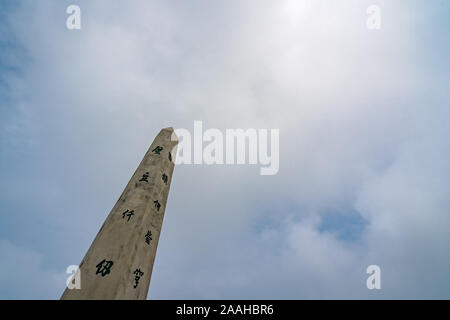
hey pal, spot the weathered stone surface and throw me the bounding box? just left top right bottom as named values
left=61, top=127, right=178, bottom=300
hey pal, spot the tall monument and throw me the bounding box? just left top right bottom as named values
left=61, top=127, right=178, bottom=300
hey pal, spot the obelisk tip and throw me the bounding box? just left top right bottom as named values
left=161, top=126, right=178, bottom=141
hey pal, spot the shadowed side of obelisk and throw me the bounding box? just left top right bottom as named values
left=61, top=127, right=178, bottom=300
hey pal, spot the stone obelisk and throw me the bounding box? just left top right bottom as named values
left=61, top=127, right=178, bottom=300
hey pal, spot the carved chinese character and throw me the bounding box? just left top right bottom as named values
left=133, top=269, right=144, bottom=288
left=145, top=231, right=152, bottom=245
left=152, top=146, right=163, bottom=155
left=168, top=152, right=172, bottom=162
left=122, top=209, right=135, bottom=221
left=95, top=259, right=114, bottom=277
left=153, top=200, right=161, bottom=212
left=139, top=172, right=149, bottom=182
left=162, top=173, right=168, bottom=185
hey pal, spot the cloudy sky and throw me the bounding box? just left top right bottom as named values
left=1, top=0, right=449, bottom=299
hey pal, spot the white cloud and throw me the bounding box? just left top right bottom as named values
left=1, top=0, right=449, bottom=298
left=0, top=240, right=66, bottom=299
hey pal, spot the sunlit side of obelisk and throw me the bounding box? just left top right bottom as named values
left=61, top=127, right=178, bottom=300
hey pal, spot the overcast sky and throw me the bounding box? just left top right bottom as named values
left=1, top=0, right=449, bottom=299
